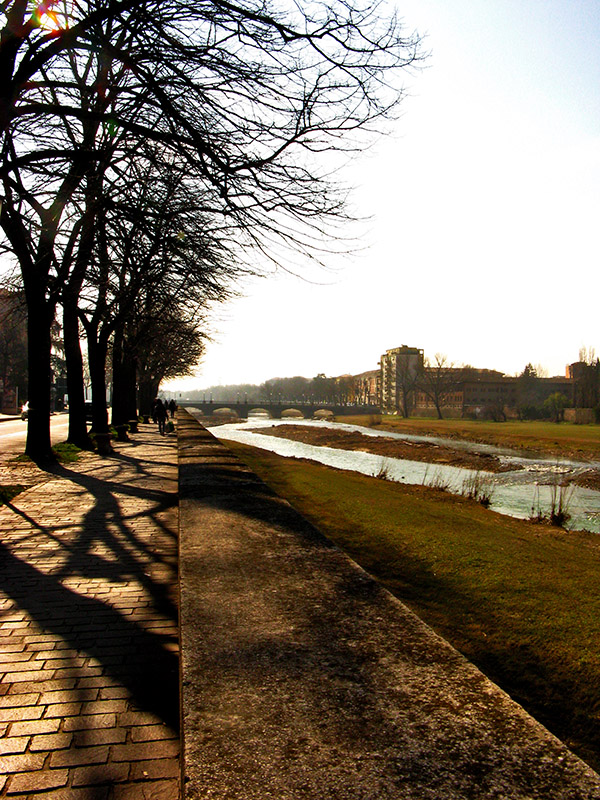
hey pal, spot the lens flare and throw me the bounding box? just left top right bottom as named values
left=33, top=2, right=61, bottom=30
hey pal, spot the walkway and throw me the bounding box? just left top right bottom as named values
left=0, top=426, right=180, bottom=799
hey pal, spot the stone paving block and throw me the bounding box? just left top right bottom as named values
left=0, top=737, right=29, bottom=756
left=0, top=693, right=38, bottom=709
left=98, top=686, right=130, bottom=700
left=80, top=699, right=128, bottom=716
left=111, top=740, right=180, bottom=763
left=50, top=744, right=110, bottom=768
left=0, top=651, right=32, bottom=664
left=130, top=758, right=181, bottom=781
left=111, top=779, right=179, bottom=799
left=0, top=659, right=40, bottom=673
left=30, top=732, right=73, bottom=751
left=0, top=706, right=43, bottom=723
left=10, top=677, right=76, bottom=693
left=73, top=727, right=127, bottom=747
left=77, top=676, right=122, bottom=689
left=0, top=644, right=26, bottom=654
left=6, top=768, right=68, bottom=794
left=26, top=786, right=109, bottom=800
left=130, top=724, right=178, bottom=743
left=70, top=762, right=130, bottom=786
left=9, top=718, right=60, bottom=737
left=3, top=669, right=48, bottom=683
left=0, top=752, right=46, bottom=774
left=118, top=710, right=164, bottom=727
left=44, top=701, right=83, bottom=718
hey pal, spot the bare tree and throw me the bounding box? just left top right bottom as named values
left=1, top=0, right=424, bottom=461
left=417, top=354, right=463, bottom=420
left=572, top=347, right=600, bottom=409
left=135, top=313, right=205, bottom=419
left=396, top=353, right=423, bottom=418
left=0, top=288, right=27, bottom=409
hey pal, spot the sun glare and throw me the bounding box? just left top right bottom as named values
left=38, top=12, right=60, bottom=30
left=33, top=2, right=62, bottom=31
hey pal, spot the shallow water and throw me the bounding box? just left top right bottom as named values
left=192, top=413, right=600, bottom=533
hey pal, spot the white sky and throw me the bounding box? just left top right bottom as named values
left=167, top=0, right=600, bottom=392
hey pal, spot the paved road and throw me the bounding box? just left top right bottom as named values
left=0, top=415, right=70, bottom=457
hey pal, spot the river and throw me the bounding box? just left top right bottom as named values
left=191, top=413, right=600, bottom=533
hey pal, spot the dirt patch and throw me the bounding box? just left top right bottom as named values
left=250, top=425, right=521, bottom=473
left=574, top=470, right=600, bottom=491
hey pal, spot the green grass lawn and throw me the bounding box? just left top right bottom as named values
left=340, top=414, right=600, bottom=460
left=227, top=440, right=600, bottom=772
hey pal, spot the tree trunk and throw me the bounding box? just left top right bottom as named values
left=87, top=331, right=109, bottom=434
left=123, top=347, right=138, bottom=422
left=24, top=289, right=54, bottom=463
left=111, top=331, right=138, bottom=425
left=138, top=376, right=160, bottom=417
left=63, top=300, right=94, bottom=449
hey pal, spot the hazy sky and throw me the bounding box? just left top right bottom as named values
left=168, top=0, right=600, bottom=391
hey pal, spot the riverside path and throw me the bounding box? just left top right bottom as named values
left=0, top=424, right=180, bottom=799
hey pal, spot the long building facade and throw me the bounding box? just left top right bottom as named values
left=378, top=344, right=580, bottom=418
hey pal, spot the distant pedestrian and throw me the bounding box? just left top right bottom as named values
left=154, top=399, right=168, bottom=435
left=168, top=399, right=177, bottom=419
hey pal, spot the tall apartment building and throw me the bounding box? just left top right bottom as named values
left=378, top=345, right=424, bottom=414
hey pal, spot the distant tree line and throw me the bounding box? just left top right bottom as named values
left=184, top=372, right=376, bottom=405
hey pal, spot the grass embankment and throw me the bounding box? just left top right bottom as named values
left=341, top=415, right=600, bottom=461
left=227, top=440, right=600, bottom=772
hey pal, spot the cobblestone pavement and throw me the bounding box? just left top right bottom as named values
left=0, top=425, right=180, bottom=799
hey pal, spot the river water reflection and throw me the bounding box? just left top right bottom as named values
left=199, top=415, right=600, bottom=533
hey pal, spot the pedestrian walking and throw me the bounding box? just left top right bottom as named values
left=169, top=398, right=177, bottom=419
left=154, top=398, right=168, bottom=435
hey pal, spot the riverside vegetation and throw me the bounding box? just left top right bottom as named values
left=347, top=415, right=600, bottom=462
left=226, top=434, right=600, bottom=773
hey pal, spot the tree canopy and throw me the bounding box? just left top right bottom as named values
left=0, top=0, right=424, bottom=460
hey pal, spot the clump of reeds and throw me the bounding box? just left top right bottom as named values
left=374, top=458, right=392, bottom=481
left=549, top=481, right=575, bottom=527
left=530, top=480, right=575, bottom=528
left=422, top=464, right=451, bottom=492
left=461, top=471, right=495, bottom=508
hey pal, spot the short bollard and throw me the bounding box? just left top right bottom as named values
left=115, top=424, right=129, bottom=442
left=94, top=432, right=113, bottom=455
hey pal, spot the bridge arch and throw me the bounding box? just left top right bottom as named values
left=247, top=407, right=271, bottom=418
left=212, top=407, right=239, bottom=418
left=281, top=408, right=305, bottom=419
left=313, top=409, right=335, bottom=420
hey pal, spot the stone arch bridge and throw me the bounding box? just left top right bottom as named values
left=178, top=400, right=380, bottom=420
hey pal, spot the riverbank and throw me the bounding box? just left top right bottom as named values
left=251, top=423, right=517, bottom=473
left=225, top=439, right=600, bottom=774
left=344, top=414, right=600, bottom=462
left=250, top=421, right=600, bottom=490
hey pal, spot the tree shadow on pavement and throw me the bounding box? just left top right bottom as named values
left=0, top=439, right=180, bottom=733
